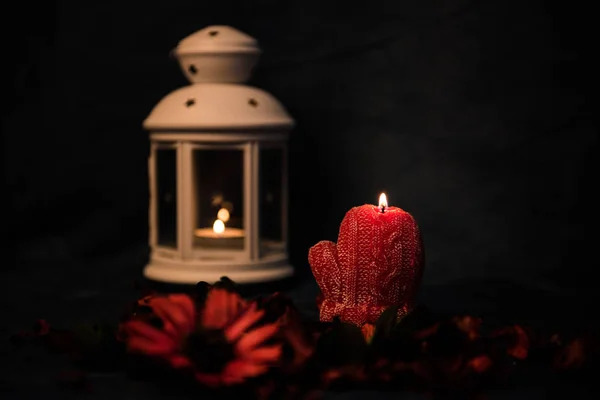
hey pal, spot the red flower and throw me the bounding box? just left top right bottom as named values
left=122, top=289, right=282, bottom=387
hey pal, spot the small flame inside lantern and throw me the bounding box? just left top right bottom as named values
left=217, top=207, right=230, bottom=222
left=378, top=193, right=388, bottom=213
left=213, top=219, right=225, bottom=234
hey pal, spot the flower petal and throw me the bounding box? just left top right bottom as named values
left=223, top=360, right=268, bottom=382
left=149, top=297, right=194, bottom=340
left=124, top=320, right=175, bottom=347
left=167, top=294, right=196, bottom=325
left=127, top=337, right=173, bottom=356
left=224, top=303, right=264, bottom=342
left=243, top=344, right=282, bottom=363
left=236, top=323, right=279, bottom=355
left=203, top=289, right=245, bottom=329
left=202, top=290, right=225, bottom=329
left=194, top=372, right=221, bottom=388
left=167, top=354, right=193, bottom=369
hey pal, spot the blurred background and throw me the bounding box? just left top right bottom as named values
left=2, top=0, right=596, bottom=322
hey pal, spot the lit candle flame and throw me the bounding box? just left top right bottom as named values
left=378, top=193, right=388, bottom=213
left=213, top=219, right=225, bottom=234
left=217, top=207, right=230, bottom=222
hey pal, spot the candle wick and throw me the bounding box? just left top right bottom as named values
left=380, top=205, right=386, bottom=213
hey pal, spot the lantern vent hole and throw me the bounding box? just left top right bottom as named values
left=248, top=98, right=258, bottom=107
left=185, top=98, right=196, bottom=107
left=188, top=64, right=197, bottom=75
left=209, top=30, right=219, bottom=37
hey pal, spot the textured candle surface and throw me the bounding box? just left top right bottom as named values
left=309, top=204, right=424, bottom=326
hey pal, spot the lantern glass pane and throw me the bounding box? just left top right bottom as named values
left=259, top=146, right=285, bottom=256
left=192, top=148, right=245, bottom=252
left=155, top=147, right=177, bottom=248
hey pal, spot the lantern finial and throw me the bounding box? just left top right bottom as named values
left=173, top=25, right=261, bottom=84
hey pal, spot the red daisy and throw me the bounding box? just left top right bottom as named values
left=122, top=289, right=282, bottom=387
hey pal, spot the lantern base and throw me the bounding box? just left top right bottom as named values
left=143, top=256, right=294, bottom=285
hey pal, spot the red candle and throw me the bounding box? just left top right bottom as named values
left=309, top=194, right=424, bottom=326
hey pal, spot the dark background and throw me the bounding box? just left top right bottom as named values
left=1, top=0, right=598, bottom=397
left=4, top=0, right=596, bottom=289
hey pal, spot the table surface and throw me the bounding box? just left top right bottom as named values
left=1, top=260, right=598, bottom=399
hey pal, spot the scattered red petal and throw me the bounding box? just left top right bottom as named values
left=491, top=324, right=530, bottom=360
left=33, top=319, right=51, bottom=336
left=361, top=323, right=376, bottom=343
left=468, top=355, right=493, bottom=373
left=554, top=338, right=585, bottom=370
left=508, top=325, right=529, bottom=360
left=453, top=316, right=481, bottom=340
left=322, top=368, right=342, bottom=384
left=414, top=322, right=440, bottom=340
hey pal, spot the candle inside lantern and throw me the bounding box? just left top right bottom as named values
left=194, top=206, right=244, bottom=249
left=194, top=222, right=244, bottom=239
left=308, top=193, right=425, bottom=326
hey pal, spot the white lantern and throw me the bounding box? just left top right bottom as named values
left=143, top=26, right=294, bottom=285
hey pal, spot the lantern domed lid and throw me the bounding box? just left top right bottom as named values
left=175, top=25, right=260, bottom=55
left=143, top=83, right=294, bottom=131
